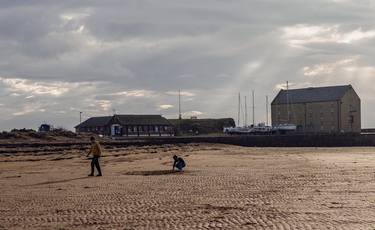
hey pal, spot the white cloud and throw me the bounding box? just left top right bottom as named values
left=240, top=61, right=262, bottom=77
left=60, top=11, right=91, bottom=22
left=109, top=90, right=156, bottom=98
left=274, top=81, right=314, bottom=90
left=283, top=25, right=375, bottom=47
left=178, top=74, right=195, bottom=79
left=12, top=103, right=45, bottom=116
left=10, top=93, right=22, bottom=97
left=166, top=91, right=195, bottom=97
left=158, top=104, right=174, bottom=110
left=339, top=28, right=375, bottom=44
left=0, top=77, right=86, bottom=96
left=303, top=58, right=357, bottom=76
left=183, top=111, right=203, bottom=118
left=13, top=110, right=34, bottom=116
left=94, top=100, right=112, bottom=111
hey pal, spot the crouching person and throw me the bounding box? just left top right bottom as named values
left=173, top=155, right=186, bottom=172
left=86, top=136, right=103, bottom=176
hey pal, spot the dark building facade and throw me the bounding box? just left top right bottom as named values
left=168, top=118, right=236, bottom=135
left=75, top=115, right=174, bottom=137
left=271, top=85, right=361, bottom=133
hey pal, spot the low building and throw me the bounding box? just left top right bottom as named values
left=271, top=85, right=361, bottom=133
left=168, top=118, right=235, bottom=135
left=75, top=115, right=174, bottom=137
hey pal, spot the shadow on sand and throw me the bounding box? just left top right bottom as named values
left=25, top=176, right=89, bottom=186
left=123, top=170, right=183, bottom=176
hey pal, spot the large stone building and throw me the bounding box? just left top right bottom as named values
left=271, top=85, right=361, bottom=133
left=75, top=114, right=174, bottom=137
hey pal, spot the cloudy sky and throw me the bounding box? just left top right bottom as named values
left=0, top=0, right=375, bottom=131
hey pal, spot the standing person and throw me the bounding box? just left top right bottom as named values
left=172, top=155, right=186, bottom=172
left=86, top=136, right=103, bottom=176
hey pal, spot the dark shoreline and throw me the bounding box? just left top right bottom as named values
left=1, top=134, right=375, bottom=150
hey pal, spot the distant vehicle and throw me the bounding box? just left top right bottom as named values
left=225, top=81, right=296, bottom=136
left=224, top=123, right=272, bottom=135
left=271, top=81, right=297, bottom=135
left=272, top=123, right=297, bottom=134
left=224, top=122, right=299, bottom=135
left=251, top=123, right=273, bottom=134
left=38, top=124, right=53, bottom=132
left=224, top=126, right=252, bottom=135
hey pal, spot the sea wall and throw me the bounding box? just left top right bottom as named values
left=106, top=134, right=375, bottom=147
left=1, top=134, right=375, bottom=150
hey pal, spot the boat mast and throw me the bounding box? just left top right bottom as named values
left=286, top=81, right=290, bottom=123
left=238, top=93, right=241, bottom=127
left=245, top=96, right=248, bottom=126
left=178, top=89, right=182, bottom=120
left=266, top=96, right=269, bottom=126
left=252, top=90, right=255, bottom=126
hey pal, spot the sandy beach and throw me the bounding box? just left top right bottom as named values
left=1, top=143, right=375, bottom=229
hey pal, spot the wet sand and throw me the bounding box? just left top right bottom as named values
left=1, top=143, right=375, bottom=229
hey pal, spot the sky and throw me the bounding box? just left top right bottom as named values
left=0, top=0, right=375, bottom=131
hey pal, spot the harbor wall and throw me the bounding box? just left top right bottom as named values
left=1, top=134, right=375, bottom=150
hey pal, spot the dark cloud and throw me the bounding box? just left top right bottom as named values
left=0, top=0, right=374, bottom=130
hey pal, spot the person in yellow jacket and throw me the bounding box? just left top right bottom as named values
left=86, top=136, right=103, bottom=176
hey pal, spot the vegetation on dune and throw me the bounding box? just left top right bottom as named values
left=0, top=128, right=79, bottom=140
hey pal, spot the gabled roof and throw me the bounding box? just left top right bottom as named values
left=75, top=116, right=112, bottom=128
left=75, top=115, right=171, bottom=128
left=114, top=115, right=171, bottom=125
left=271, top=85, right=353, bottom=105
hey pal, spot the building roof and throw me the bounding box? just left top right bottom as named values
left=114, top=115, right=171, bottom=125
left=271, top=85, right=354, bottom=105
left=75, top=116, right=112, bottom=128
left=75, top=115, right=171, bottom=128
